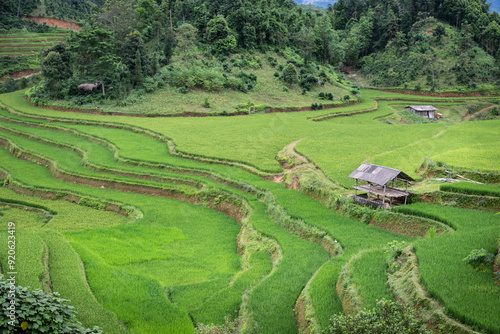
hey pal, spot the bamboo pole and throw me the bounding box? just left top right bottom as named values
left=382, top=185, right=386, bottom=205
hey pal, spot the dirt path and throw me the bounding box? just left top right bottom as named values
left=463, top=104, right=495, bottom=121
left=273, top=138, right=311, bottom=189
left=274, top=138, right=337, bottom=193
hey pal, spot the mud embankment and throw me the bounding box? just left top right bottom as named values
left=24, top=17, right=81, bottom=32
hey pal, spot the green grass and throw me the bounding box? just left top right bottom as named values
left=0, top=86, right=498, bottom=334
left=70, top=241, right=194, bottom=334
left=440, top=182, right=500, bottom=197
left=371, top=120, right=500, bottom=177
left=190, top=251, right=273, bottom=325
left=4, top=89, right=495, bottom=178
left=42, top=232, right=127, bottom=334
left=0, top=228, right=45, bottom=290
left=0, top=187, right=131, bottom=332
left=349, top=249, right=393, bottom=310
left=401, top=204, right=500, bottom=333
left=0, top=32, right=66, bottom=57
left=0, top=147, right=242, bottom=331
left=246, top=201, right=329, bottom=334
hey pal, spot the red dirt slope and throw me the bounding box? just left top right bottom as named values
left=24, top=17, right=81, bottom=32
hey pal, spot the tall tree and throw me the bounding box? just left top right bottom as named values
left=206, top=15, right=236, bottom=54
left=484, top=20, right=500, bottom=56
left=41, top=44, right=72, bottom=92
left=295, top=26, right=315, bottom=64
left=95, top=0, right=137, bottom=43
left=68, top=27, right=120, bottom=95
left=175, top=23, right=198, bottom=68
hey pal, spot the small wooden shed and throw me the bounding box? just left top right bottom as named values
left=406, top=105, right=437, bottom=118
left=348, top=163, right=414, bottom=209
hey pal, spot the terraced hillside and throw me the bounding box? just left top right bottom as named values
left=0, top=89, right=498, bottom=334
left=0, top=32, right=68, bottom=57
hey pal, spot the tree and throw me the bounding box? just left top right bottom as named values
left=163, top=27, right=176, bottom=63
left=95, top=0, right=137, bottom=43
left=206, top=15, right=236, bottom=54
left=282, top=63, right=298, bottom=85
left=175, top=23, right=198, bottom=68
left=344, top=23, right=364, bottom=66
left=314, top=15, right=335, bottom=63
left=295, top=26, right=315, bottom=64
left=133, top=49, right=143, bottom=85
left=484, top=20, right=500, bottom=56
left=400, top=11, right=413, bottom=36
left=206, top=15, right=230, bottom=43
left=123, top=31, right=148, bottom=82
left=41, top=43, right=72, bottom=92
left=68, top=27, right=119, bottom=96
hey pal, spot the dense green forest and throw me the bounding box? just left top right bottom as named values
left=1, top=0, right=500, bottom=101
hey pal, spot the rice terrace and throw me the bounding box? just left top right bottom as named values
left=0, top=0, right=500, bottom=333
left=0, top=86, right=498, bottom=333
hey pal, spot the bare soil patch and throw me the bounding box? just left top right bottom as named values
left=24, top=17, right=81, bottom=32
left=0, top=69, right=39, bottom=82
left=463, top=104, right=495, bottom=121
left=294, top=293, right=311, bottom=334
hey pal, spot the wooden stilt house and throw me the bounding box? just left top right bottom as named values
left=348, top=163, right=414, bottom=209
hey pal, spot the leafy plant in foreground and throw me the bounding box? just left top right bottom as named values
left=463, top=249, right=495, bottom=272
left=324, top=299, right=431, bottom=334
left=0, top=276, right=102, bottom=333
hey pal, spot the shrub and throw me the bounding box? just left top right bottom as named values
left=299, top=74, right=318, bottom=91
left=202, top=97, right=211, bottom=108
left=463, top=249, right=495, bottom=272
left=325, top=299, right=431, bottom=334
left=282, top=63, right=298, bottom=85
left=143, top=76, right=158, bottom=93
left=0, top=277, right=102, bottom=333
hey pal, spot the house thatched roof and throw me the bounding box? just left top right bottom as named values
left=348, top=163, right=414, bottom=186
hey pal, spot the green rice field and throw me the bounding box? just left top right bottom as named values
left=0, top=33, right=68, bottom=56
left=0, top=87, right=498, bottom=333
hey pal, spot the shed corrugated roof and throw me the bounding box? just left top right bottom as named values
left=406, top=105, right=438, bottom=111
left=348, top=163, right=414, bottom=186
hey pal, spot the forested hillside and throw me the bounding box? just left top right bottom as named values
left=1, top=0, right=499, bottom=102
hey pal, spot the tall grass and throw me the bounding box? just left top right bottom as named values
left=0, top=229, right=45, bottom=290
left=349, top=249, right=393, bottom=310
left=440, top=182, right=500, bottom=197
left=408, top=203, right=500, bottom=333
left=42, top=232, right=127, bottom=334
left=70, top=241, right=194, bottom=334
left=0, top=86, right=498, bottom=334
left=191, top=251, right=273, bottom=325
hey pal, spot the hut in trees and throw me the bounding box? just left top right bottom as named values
left=348, top=163, right=414, bottom=209
left=406, top=105, right=437, bottom=118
